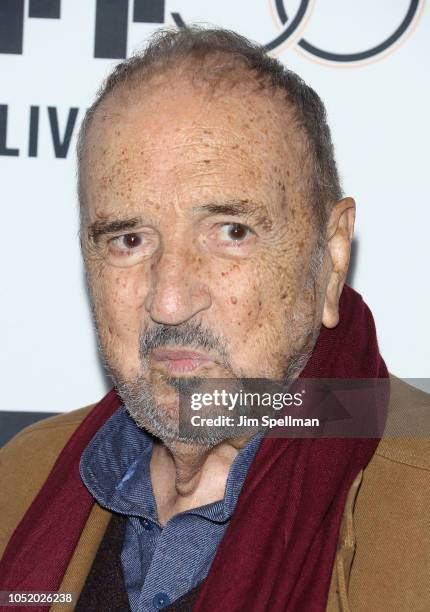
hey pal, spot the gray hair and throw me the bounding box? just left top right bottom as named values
left=77, top=25, right=342, bottom=233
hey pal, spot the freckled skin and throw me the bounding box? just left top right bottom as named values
left=81, top=75, right=323, bottom=401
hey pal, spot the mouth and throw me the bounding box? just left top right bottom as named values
left=150, top=348, right=214, bottom=375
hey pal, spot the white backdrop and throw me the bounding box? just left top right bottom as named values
left=1, top=0, right=429, bottom=413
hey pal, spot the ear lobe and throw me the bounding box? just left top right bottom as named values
left=323, top=272, right=342, bottom=328
left=322, top=197, right=356, bottom=329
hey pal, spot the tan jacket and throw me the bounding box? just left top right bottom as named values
left=1, top=376, right=429, bottom=611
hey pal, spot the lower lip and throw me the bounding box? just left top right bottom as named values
left=153, top=357, right=212, bottom=374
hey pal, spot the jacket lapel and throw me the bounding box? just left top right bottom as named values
left=52, top=502, right=112, bottom=610
left=326, top=469, right=363, bottom=611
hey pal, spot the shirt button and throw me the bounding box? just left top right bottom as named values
left=142, top=518, right=152, bottom=531
left=153, top=592, right=171, bottom=609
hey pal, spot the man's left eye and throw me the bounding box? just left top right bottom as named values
left=219, top=223, right=253, bottom=242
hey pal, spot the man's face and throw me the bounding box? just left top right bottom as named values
left=81, top=75, right=325, bottom=443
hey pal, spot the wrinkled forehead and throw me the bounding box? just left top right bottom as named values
left=81, top=76, right=308, bottom=221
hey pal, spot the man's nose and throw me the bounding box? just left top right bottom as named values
left=144, top=246, right=211, bottom=325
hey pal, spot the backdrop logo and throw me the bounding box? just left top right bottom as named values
left=0, top=0, right=424, bottom=62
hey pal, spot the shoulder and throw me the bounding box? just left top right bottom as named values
left=374, top=374, right=430, bottom=469
left=0, top=403, right=96, bottom=557
left=0, top=404, right=95, bottom=473
left=2, top=404, right=94, bottom=445
left=348, top=376, right=430, bottom=610
left=359, top=375, right=430, bottom=514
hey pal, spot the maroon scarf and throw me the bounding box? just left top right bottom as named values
left=0, top=285, right=388, bottom=611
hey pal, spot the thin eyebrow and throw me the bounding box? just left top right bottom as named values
left=88, top=217, right=142, bottom=242
left=192, top=200, right=265, bottom=218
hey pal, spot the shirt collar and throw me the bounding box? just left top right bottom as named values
left=80, top=405, right=263, bottom=524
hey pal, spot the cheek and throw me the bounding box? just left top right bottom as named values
left=212, top=262, right=264, bottom=330
left=89, top=264, right=145, bottom=341
left=212, top=256, right=298, bottom=334
left=221, top=259, right=312, bottom=361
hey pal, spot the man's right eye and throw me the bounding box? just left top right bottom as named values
left=111, top=233, right=144, bottom=251
left=106, top=232, right=156, bottom=266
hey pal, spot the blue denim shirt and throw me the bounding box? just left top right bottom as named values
left=80, top=406, right=263, bottom=611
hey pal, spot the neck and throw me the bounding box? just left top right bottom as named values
left=150, top=435, right=252, bottom=525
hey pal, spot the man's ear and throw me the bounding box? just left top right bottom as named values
left=322, top=197, right=356, bottom=329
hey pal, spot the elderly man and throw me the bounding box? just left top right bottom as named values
left=0, top=26, right=429, bottom=612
